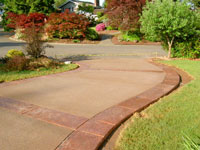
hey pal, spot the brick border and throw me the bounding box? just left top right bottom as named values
left=56, top=61, right=181, bottom=150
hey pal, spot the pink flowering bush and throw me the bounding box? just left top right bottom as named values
left=96, top=23, right=105, bottom=31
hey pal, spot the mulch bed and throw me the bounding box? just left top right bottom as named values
left=112, top=35, right=161, bottom=45
left=47, top=38, right=101, bottom=44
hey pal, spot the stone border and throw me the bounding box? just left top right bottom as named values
left=56, top=62, right=181, bottom=150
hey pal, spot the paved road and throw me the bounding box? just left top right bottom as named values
left=0, top=29, right=167, bottom=150
left=0, top=29, right=167, bottom=59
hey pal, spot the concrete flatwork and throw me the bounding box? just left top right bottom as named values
left=0, top=107, right=72, bottom=150
left=0, top=58, right=165, bottom=118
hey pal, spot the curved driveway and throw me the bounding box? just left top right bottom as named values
left=0, top=29, right=167, bottom=150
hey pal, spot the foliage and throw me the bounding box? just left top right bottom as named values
left=116, top=60, right=200, bottom=150
left=6, top=12, right=47, bottom=31
left=106, top=25, right=115, bottom=30
left=121, top=30, right=142, bottom=42
left=3, top=0, right=55, bottom=14
left=2, top=0, right=54, bottom=30
left=23, top=26, right=52, bottom=58
left=6, top=49, right=25, bottom=58
left=54, top=0, right=66, bottom=8
left=85, top=28, right=99, bottom=40
left=28, top=57, right=60, bottom=70
left=172, top=38, right=200, bottom=58
left=97, top=12, right=104, bottom=18
left=191, top=0, right=200, bottom=8
left=5, top=56, right=28, bottom=71
left=46, top=10, right=90, bottom=39
left=73, top=39, right=81, bottom=43
left=140, top=0, right=200, bottom=58
left=106, top=0, right=146, bottom=31
left=96, top=23, right=105, bottom=31
left=78, top=3, right=94, bottom=14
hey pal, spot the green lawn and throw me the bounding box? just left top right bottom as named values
left=0, top=64, right=78, bottom=82
left=116, top=60, right=200, bottom=150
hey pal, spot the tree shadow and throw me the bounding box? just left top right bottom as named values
left=61, top=54, right=92, bottom=62
left=0, top=42, right=25, bottom=48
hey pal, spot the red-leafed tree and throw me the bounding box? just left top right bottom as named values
left=106, top=0, right=147, bottom=31
left=46, top=9, right=90, bottom=39
left=6, top=12, right=47, bottom=31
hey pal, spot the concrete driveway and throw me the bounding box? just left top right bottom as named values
left=0, top=28, right=167, bottom=150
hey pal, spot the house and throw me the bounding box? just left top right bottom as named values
left=59, top=0, right=95, bottom=12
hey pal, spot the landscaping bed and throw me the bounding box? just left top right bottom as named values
left=115, top=59, right=200, bottom=150
left=47, top=37, right=101, bottom=44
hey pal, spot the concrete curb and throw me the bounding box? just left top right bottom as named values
left=56, top=61, right=181, bottom=150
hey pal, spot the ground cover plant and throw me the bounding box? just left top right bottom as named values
left=140, top=0, right=200, bottom=58
left=116, top=59, right=200, bottom=150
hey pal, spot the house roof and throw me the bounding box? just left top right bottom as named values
left=59, top=0, right=94, bottom=8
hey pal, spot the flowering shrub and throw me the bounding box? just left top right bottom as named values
left=46, top=10, right=90, bottom=39
left=96, top=23, right=105, bottom=31
left=6, top=12, right=47, bottom=31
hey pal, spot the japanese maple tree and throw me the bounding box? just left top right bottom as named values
left=106, top=0, right=146, bottom=31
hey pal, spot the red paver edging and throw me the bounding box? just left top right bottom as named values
left=56, top=61, right=181, bottom=150
left=0, top=97, right=88, bottom=130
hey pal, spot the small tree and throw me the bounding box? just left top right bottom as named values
left=140, top=0, right=200, bottom=58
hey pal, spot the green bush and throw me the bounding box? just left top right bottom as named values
left=106, top=26, right=117, bottom=31
left=172, top=38, right=200, bottom=58
left=97, top=12, right=104, bottom=18
left=140, top=0, right=200, bottom=58
left=6, top=49, right=25, bottom=58
left=85, top=28, right=99, bottom=40
left=121, top=31, right=142, bottom=42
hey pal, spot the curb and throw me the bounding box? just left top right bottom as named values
left=56, top=61, right=181, bottom=150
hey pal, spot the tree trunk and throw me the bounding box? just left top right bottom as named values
left=168, top=43, right=172, bottom=58
left=167, top=37, right=174, bottom=59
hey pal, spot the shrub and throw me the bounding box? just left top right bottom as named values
left=6, top=56, right=28, bottom=71
left=6, top=49, right=25, bottom=58
left=172, top=38, right=200, bottom=58
left=97, top=12, right=104, bottom=18
left=96, top=23, right=105, bottom=31
left=6, top=12, right=47, bottom=32
left=46, top=10, right=90, bottom=39
left=121, top=31, right=141, bottom=42
left=28, top=57, right=60, bottom=70
left=140, top=0, right=200, bottom=58
left=106, top=26, right=115, bottom=30
left=85, top=28, right=99, bottom=40
left=23, top=26, right=53, bottom=58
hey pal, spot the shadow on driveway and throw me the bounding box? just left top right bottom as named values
left=0, top=42, right=24, bottom=48
left=61, top=54, right=91, bottom=62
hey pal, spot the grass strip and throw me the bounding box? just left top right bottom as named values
left=0, top=64, right=78, bottom=82
left=116, top=60, right=200, bottom=150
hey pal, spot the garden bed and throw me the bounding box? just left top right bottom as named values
left=112, top=35, right=161, bottom=45
left=47, top=38, right=101, bottom=44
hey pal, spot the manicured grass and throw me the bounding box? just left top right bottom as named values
left=116, top=60, right=200, bottom=150
left=0, top=64, right=78, bottom=82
